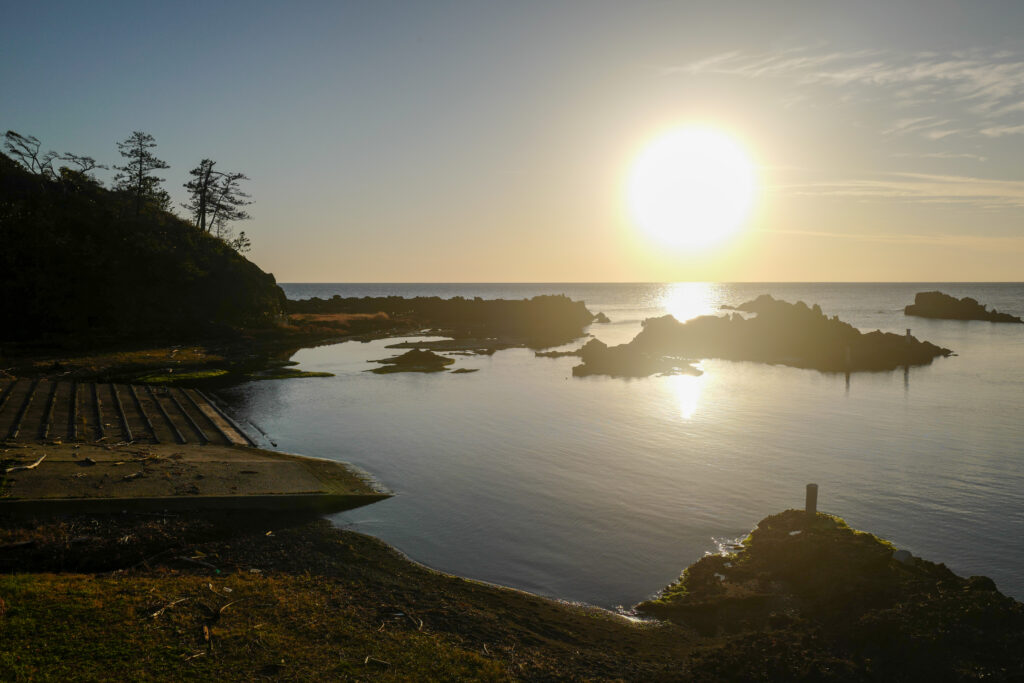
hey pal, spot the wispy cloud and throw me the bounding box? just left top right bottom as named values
left=980, top=124, right=1024, bottom=137
left=674, top=47, right=1024, bottom=140
left=890, top=152, right=988, bottom=162
left=771, top=171, right=1024, bottom=209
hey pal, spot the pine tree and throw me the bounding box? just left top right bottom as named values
left=113, top=131, right=170, bottom=216
left=183, top=158, right=252, bottom=250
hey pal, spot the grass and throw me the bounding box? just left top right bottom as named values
left=3, top=510, right=1020, bottom=680
left=0, top=573, right=505, bottom=681
left=0, top=515, right=698, bottom=681
left=136, top=369, right=231, bottom=384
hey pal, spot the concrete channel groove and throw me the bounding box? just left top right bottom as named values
left=7, top=378, right=39, bottom=439
left=0, top=380, right=255, bottom=447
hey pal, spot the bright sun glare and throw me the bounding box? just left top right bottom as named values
left=628, top=126, right=756, bottom=249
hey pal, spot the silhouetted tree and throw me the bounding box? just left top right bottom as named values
left=4, top=131, right=58, bottom=178
left=4, top=131, right=108, bottom=188
left=229, top=230, right=252, bottom=253
left=183, top=158, right=217, bottom=233
left=60, top=152, right=105, bottom=178
left=113, top=131, right=170, bottom=216
left=183, top=158, right=252, bottom=250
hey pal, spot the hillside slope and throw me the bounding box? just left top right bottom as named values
left=0, top=152, right=285, bottom=346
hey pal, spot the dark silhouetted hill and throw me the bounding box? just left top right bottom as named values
left=0, top=152, right=285, bottom=346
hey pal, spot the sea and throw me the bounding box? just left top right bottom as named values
left=215, top=283, right=1024, bottom=609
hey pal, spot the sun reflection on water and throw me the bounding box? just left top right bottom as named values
left=667, top=371, right=705, bottom=420
left=659, top=282, right=718, bottom=323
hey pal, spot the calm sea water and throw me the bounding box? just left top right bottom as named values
left=218, top=283, right=1024, bottom=608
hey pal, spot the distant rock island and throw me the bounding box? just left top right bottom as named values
left=567, top=295, right=952, bottom=377
left=905, top=291, right=1023, bottom=323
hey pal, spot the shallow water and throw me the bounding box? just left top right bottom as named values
left=219, top=283, right=1024, bottom=608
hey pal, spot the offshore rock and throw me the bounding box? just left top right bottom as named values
left=571, top=295, right=952, bottom=377
left=570, top=339, right=701, bottom=378
left=368, top=348, right=455, bottom=374
left=904, top=291, right=1023, bottom=323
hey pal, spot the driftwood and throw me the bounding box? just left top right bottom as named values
left=151, top=597, right=189, bottom=619
left=4, top=454, right=46, bottom=474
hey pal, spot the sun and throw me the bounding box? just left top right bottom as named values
left=627, top=125, right=756, bottom=248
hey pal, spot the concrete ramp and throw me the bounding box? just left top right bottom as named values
left=0, top=443, right=389, bottom=515
left=0, top=380, right=255, bottom=446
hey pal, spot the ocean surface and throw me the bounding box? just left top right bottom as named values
left=217, top=283, right=1024, bottom=609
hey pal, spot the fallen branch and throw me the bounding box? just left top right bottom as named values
left=5, top=454, right=46, bottom=474
left=151, top=597, right=189, bottom=619
left=218, top=600, right=243, bottom=615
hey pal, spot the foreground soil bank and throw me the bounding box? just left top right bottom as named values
left=2, top=508, right=1021, bottom=681
left=0, top=514, right=697, bottom=681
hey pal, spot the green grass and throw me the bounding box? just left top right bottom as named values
left=136, top=369, right=230, bottom=385
left=0, top=573, right=506, bottom=682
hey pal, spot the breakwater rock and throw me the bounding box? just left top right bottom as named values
left=638, top=510, right=1024, bottom=680
left=569, top=295, right=952, bottom=377
left=905, top=291, right=1023, bottom=323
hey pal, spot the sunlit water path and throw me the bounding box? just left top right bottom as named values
left=218, top=283, right=1024, bottom=608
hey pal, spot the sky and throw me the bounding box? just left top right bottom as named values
left=4, top=0, right=1024, bottom=282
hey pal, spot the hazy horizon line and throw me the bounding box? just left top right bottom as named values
left=279, top=280, right=1024, bottom=285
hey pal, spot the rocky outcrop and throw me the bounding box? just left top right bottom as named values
left=536, top=339, right=701, bottom=378
left=368, top=349, right=456, bottom=374
left=287, top=294, right=601, bottom=348
left=570, top=295, right=952, bottom=377
left=638, top=509, right=1024, bottom=680
left=905, top=291, right=1023, bottom=323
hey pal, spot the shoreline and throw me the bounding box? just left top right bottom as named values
left=3, top=505, right=1021, bottom=680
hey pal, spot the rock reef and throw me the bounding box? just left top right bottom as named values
left=538, top=339, right=701, bottom=378
left=569, top=295, right=952, bottom=377
left=368, top=348, right=456, bottom=374
left=639, top=509, right=1024, bottom=679
left=905, top=290, right=1023, bottom=323
left=287, top=294, right=605, bottom=349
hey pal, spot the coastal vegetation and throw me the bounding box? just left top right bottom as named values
left=0, top=137, right=283, bottom=347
